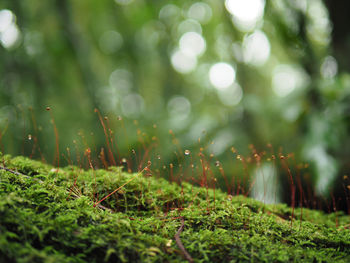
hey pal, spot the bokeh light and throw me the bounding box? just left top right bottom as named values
left=171, top=49, right=197, bottom=74
left=272, top=65, right=309, bottom=97
left=187, top=2, right=212, bottom=24
left=99, top=30, right=123, bottom=54
left=167, top=96, right=191, bottom=121
left=208, top=129, right=234, bottom=155
left=225, top=0, right=265, bottom=31
left=121, top=93, right=145, bottom=118
left=242, top=30, right=270, bottom=66
left=109, top=69, right=133, bottom=94
left=179, top=31, right=206, bottom=57
left=209, top=63, right=236, bottom=90
left=320, top=56, right=338, bottom=79
left=217, top=83, right=243, bottom=106
left=177, top=19, right=202, bottom=36
left=0, top=9, right=21, bottom=49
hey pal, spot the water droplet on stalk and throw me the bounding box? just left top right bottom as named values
left=28, top=134, right=32, bottom=140
left=184, top=150, right=190, bottom=155
left=215, top=161, right=220, bottom=167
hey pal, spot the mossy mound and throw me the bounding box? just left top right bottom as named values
left=0, top=154, right=349, bottom=262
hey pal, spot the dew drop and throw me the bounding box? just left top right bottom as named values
left=28, top=134, right=32, bottom=140
left=236, top=155, right=241, bottom=160
left=215, top=161, right=220, bottom=167
left=184, top=150, right=191, bottom=155
left=46, top=106, right=51, bottom=111
left=157, top=155, right=161, bottom=160
left=131, top=149, right=136, bottom=154
left=122, top=158, right=127, bottom=163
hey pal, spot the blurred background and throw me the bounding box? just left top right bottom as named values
left=1, top=0, right=349, bottom=211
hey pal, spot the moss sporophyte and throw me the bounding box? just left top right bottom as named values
left=1, top=153, right=350, bottom=262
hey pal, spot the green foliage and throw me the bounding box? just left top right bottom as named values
left=1, top=154, right=349, bottom=262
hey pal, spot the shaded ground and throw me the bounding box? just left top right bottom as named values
left=0, top=153, right=349, bottom=262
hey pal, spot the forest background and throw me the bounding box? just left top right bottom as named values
left=1, top=0, right=350, bottom=211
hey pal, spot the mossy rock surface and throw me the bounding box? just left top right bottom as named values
left=0, top=153, right=349, bottom=262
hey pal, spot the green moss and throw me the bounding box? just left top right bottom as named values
left=0, top=154, right=349, bottom=262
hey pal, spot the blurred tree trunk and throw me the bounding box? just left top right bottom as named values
left=325, top=1, right=350, bottom=70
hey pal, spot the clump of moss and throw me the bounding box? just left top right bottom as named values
left=0, top=153, right=349, bottom=262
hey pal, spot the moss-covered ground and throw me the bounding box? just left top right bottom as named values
left=0, top=153, right=349, bottom=262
